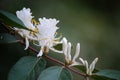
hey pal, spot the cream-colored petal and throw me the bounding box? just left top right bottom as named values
left=70, top=61, right=81, bottom=66
left=37, top=17, right=60, bottom=49
left=38, top=17, right=59, bottom=37
left=72, top=43, right=80, bottom=62
left=37, top=49, right=43, bottom=57
left=89, top=58, right=98, bottom=72
left=67, top=42, right=72, bottom=61
left=50, top=47, right=63, bottom=53
left=84, top=60, right=89, bottom=74
left=24, top=37, right=29, bottom=50
left=62, top=37, right=68, bottom=56
left=79, top=58, right=85, bottom=65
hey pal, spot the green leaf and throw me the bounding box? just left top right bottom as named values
left=37, top=66, right=72, bottom=80
left=74, top=65, right=86, bottom=73
left=94, top=69, right=120, bottom=80
left=91, top=75, right=114, bottom=80
left=0, top=10, right=29, bottom=30
left=0, top=33, right=19, bottom=44
left=8, top=56, right=46, bottom=80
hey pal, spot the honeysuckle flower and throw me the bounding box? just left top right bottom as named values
left=62, top=37, right=80, bottom=66
left=16, top=7, right=34, bottom=30
left=79, top=57, right=98, bottom=75
left=14, top=7, right=38, bottom=50
left=37, top=17, right=62, bottom=57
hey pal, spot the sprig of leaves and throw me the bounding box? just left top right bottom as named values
left=1, top=10, right=120, bottom=80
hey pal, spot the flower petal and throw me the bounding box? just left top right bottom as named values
left=72, top=43, right=80, bottom=62
left=38, top=17, right=59, bottom=37
left=16, top=7, right=35, bottom=30
left=37, top=49, right=43, bottom=57
left=24, top=37, right=29, bottom=50
left=70, top=61, right=81, bottom=66
left=89, top=58, right=98, bottom=72
left=84, top=60, right=89, bottom=74
left=62, top=37, right=68, bottom=56
left=67, top=42, right=72, bottom=61
left=50, top=47, right=63, bottom=53
left=79, top=58, right=85, bottom=65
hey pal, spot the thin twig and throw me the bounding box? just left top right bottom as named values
left=44, top=55, right=65, bottom=66
left=66, top=66, right=86, bottom=76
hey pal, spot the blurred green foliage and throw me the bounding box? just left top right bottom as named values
left=0, top=0, right=120, bottom=80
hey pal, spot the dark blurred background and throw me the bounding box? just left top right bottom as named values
left=0, top=0, right=120, bottom=80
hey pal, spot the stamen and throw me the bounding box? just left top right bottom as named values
left=54, top=33, right=62, bottom=41
left=34, top=28, right=39, bottom=33
left=40, top=38, right=48, bottom=41
left=33, top=40, right=40, bottom=46
left=31, top=18, right=40, bottom=25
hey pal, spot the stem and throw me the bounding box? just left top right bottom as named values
left=45, top=55, right=86, bottom=76
left=18, top=39, right=86, bottom=77
left=66, top=66, right=86, bottom=76
left=44, top=55, right=65, bottom=66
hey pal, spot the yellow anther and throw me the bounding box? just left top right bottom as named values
left=34, top=28, right=39, bottom=33
left=30, top=31, right=34, bottom=36
left=40, top=38, right=48, bottom=41
left=31, top=18, right=40, bottom=25
left=54, top=33, right=62, bottom=41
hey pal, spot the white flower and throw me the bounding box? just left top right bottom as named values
left=37, top=17, right=62, bottom=57
left=79, top=57, right=98, bottom=75
left=16, top=7, right=35, bottom=30
left=15, top=7, right=38, bottom=50
left=62, top=37, right=80, bottom=66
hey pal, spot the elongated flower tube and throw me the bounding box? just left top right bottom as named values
left=62, top=37, right=80, bottom=66
left=15, top=7, right=38, bottom=50
left=37, top=17, right=63, bottom=57
left=79, top=57, right=98, bottom=75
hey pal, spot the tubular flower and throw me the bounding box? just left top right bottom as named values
left=62, top=37, right=80, bottom=66
left=79, top=57, right=98, bottom=75
left=37, top=17, right=62, bottom=57
left=15, top=7, right=38, bottom=50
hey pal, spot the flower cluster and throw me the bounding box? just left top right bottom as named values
left=15, top=7, right=98, bottom=76
left=15, top=8, right=62, bottom=56
left=62, top=37, right=98, bottom=75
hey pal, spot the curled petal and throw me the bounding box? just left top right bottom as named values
left=79, top=58, right=85, bottom=65
left=72, top=43, right=80, bottom=62
left=24, top=37, right=29, bottom=50
left=62, top=37, right=68, bottom=56
left=37, top=48, right=43, bottom=57
left=50, top=47, right=63, bottom=53
left=70, top=61, right=81, bottom=66
left=67, top=42, right=72, bottom=61
left=84, top=60, right=89, bottom=74
left=89, top=58, right=98, bottom=73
